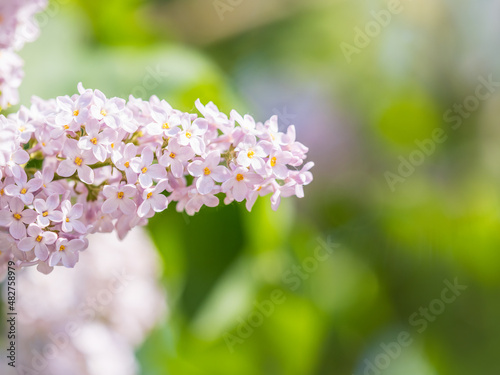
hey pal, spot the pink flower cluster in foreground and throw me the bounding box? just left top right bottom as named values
left=0, top=0, right=47, bottom=109
left=0, top=84, right=313, bottom=273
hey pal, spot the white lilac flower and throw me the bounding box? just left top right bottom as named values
left=34, top=194, right=64, bottom=227
left=130, top=147, right=167, bottom=188
left=18, top=223, right=57, bottom=260
left=267, top=149, right=293, bottom=179
left=177, top=115, right=208, bottom=155
left=114, top=143, right=139, bottom=184
left=137, top=180, right=169, bottom=218
left=102, top=184, right=137, bottom=215
left=0, top=197, right=37, bottom=239
left=146, top=105, right=182, bottom=138
left=187, top=150, right=229, bottom=194
left=57, top=139, right=98, bottom=184
left=222, top=165, right=263, bottom=202
left=236, top=134, right=272, bottom=175
left=49, top=237, right=85, bottom=267
left=55, top=91, right=93, bottom=126
left=61, top=200, right=86, bottom=234
left=4, top=169, right=42, bottom=204
left=78, top=119, right=117, bottom=162
left=159, top=139, right=195, bottom=178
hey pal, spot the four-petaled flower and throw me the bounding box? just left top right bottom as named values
left=61, top=200, right=86, bottom=233
left=187, top=151, right=229, bottom=194
left=0, top=197, right=37, bottom=239
left=57, top=139, right=98, bottom=184
left=18, top=224, right=57, bottom=261
left=102, top=184, right=137, bottom=215
left=130, top=147, right=166, bottom=188
left=222, top=166, right=263, bottom=202
left=33, top=194, right=64, bottom=227
left=77, top=119, right=117, bottom=162
left=138, top=180, right=169, bottom=218
left=49, top=238, right=85, bottom=268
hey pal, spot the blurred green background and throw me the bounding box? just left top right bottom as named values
left=14, top=0, right=500, bottom=373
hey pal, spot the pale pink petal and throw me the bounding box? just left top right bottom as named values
left=71, top=220, right=87, bottom=234
left=77, top=165, right=94, bottom=184
left=137, top=201, right=151, bottom=218
left=18, top=237, right=35, bottom=251
left=148, top=164, right=167, bottom=180
left=102, top=198, right=120, bottom=214
left=10, top=220, right=26, bottom=239
left=49, top=252, right=62, bottom=267
left=139, top=173, right=153, bottom=188
left=197, top=176, right=214, bottom=195
left=233, top=182, right=247, bottom=202
left=120, top=199, right=136, bottom=215
left=0, top=211, right=13, bottom=226
left=10, top=198, right=24, bottom=213
left=34, top=243, right=49, bottom=261
left=211, top=166, right=229, bottom=183
left=187, top=161, right=204, bottom=177
left=57, top=160, right=77, bottom=177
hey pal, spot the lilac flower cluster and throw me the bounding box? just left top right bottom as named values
left=0, top=83, right=313, bottom=273
left=0, top=0, right=47, bottom=109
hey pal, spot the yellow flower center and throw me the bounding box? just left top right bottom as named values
left=73, top=110, right=79, bottom=117
left=236, top=173, right=244, bottom=182
left=270, top=157, right=277, bottom=167
left=101, top=109, right=107, bottom=116
left=66, top=218, right=70, bottom=222
left=186, top=131, right=192, bottom=139
left=111, top=143, right=115, bottom=149
left=0, top=189, right=4, bottom=196
left=20, top=188, right=27, bottom=194
left=124, top=161, right=130, bottom=168
left=42, top=142, right=46, bottom=147
left=90, top=138, right=97, bottom=145
left=64, top=125, right=70, bottom=130
left=169, top=152, right=176, bottom=158
left=19, top=126, right=25, bottom=132
left=36, top=235, right=43, bottom=242
left=74, top=156, right=83, bottom=166
left=13, top=213, right=21, bottom=220
left=137, top=131, right=144, bottom=137
left=117, top=192, right=124, bottom=199
left=59, top=245, right=65, bottom=252
left=146, top=192, right=153, bottom=199
left=247, top=150, right=255, bottom=159
left=42, top=211, right=49, bottom=217
left=257, top=186, right=262, bottom=191
left=141, top=167, right=148, bottom=174
left=204, top=167, right=211, bottom=175
left=162, top=122, right=170, bottom=129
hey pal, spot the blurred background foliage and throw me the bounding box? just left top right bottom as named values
left=13, top=0, right=500, bottom=373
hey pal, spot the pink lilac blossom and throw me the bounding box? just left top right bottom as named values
left=0, top=83, right=313, bottom=274
left=0, top=0, right=47, bottom=109
left=0, top=228, right=166, bottom=375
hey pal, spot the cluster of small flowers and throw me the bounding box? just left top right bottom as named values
left=0, top=0, right=47, bottom=109
left=1, top=228, right=166, bottom=375
left=0, top=83, right=313, bottom=273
